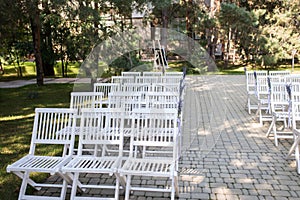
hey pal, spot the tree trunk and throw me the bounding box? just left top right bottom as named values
left=224, top=27, right=231, bottom=68
left=161, top=8, right=168, bottom=49
left=61, top=56, right=65, bottom=77
left=30, top=9, right=44, bottom=86
left=186, top=0, right=194, bottom=52
left=41, top=1, right=55, bottom=76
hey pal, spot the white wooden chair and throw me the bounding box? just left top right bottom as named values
left=111, top=76, right=135, bottom=85
left=93, top=83, right=120, bottom=106
left=287, top=89, right=300, bottom=173
left=70, top=92, right=103, bottom=135
left=136, top=76, right=160, bottom=85
left=269, top=70, right=291, bottom=77
left=121, top=83, right=151, bottom=94
left=284, top=74, right=300, bottom=85
left=6, top=108, right=77, bottom=200
left=245, top=71, right=268, bottom=114
left=266, top=82, right=292, bottom=146
left=152, top=83, right=180, bottom=93
left=256, top=76, right=272, bottom=125
left=108, top=92, right=142, bottom=113
left=161, top=76, right=182, bottom=84
left=118, top=108, right=179, bottom=200
left=61, top=108, right=126, bottom=200
left=142, top=71, right=163, bottom=76
left=108, top=92, right=142, bottom=129
left=164, top=72, right=183, bottom=77
left=70, top=92, right=104, bottom=112
left=121, top=71, right=141, bottom=77
left=145, top=92, right=179, bottom=110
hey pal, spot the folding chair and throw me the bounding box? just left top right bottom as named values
left=111, top=76, right=135, bottom=85
left=70, top=92, right=104, bottom=135
left=152, top=83, right=180, bottom=93
left=287, top=90, right=300, bottom=173
left=121, top=83, right=151, bottom=94
left=256, top=76, right=272, bottom=125
left=161, top=76, right=182, bottom=84
left=118, top=108, right=179, bottom=200
left=145, top=92, right=179, bottom=110
left=164, top=72, right=183, bottom=77
left=108, top=92, right=142, bottom=115
left=142, top=71, right=163, bottom=76
left=6, top=108, right=77, bottom=200
left=136, top=76, right=160, bottom=85
left=121, top=71, right=141, bottom=77
left=266, top=82, right=292, bottom=146
left=269, top=70, right=291, bottom=77
left=61, top=108, right=126, bottom=199
left=93, top=83, right=119, bottom=106
left=284, top=74, right=300, bottom=85
left=245, top=71, right=267, bottom=114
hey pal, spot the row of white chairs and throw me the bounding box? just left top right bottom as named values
left=111, top=75, right=183, bottom=85
left=245, top=70, right=291, bottom=115
left=121, top=71, right=183, bottom=77
left=93, top=82, right=181, bottom=104
left=7, top=107, right=180, bottom=200
left=7, top=72, right=185, bottom=199
left=245, top=70, right=300, bottom=173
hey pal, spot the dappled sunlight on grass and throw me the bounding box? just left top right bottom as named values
left=0, top=113, right=35, bottom=122
left=0, top=83, right=73, bottom=199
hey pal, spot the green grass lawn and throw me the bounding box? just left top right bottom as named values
left=1, top=60, right=299, bottom=81
left=0, top=84, right=73, bottom=200
left=0, top=62, right=80, bottom=81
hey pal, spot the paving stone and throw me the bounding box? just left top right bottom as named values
left=190, top=193, right=210, bottom=199
left=239, top=195, right=260, bottom=200
left=270, top=190, right=292, bottom=197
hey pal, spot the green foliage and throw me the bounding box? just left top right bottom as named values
left=0, top=0, right=299, bottom=73
left=109, top=51, right=142, bottom=74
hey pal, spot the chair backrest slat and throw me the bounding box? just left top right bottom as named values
left=269, top=70, right=290, bottom=77
left=78, top=108, right=124, bottom=156
left=93, top=83, right=119, bottom=98
left=70, top=92, right=103, bottom=116
left=30, top=108, right=77, bottom=155
left=130, top=108, right=179, bottom=159
left=145, top=92, right=179, bottom=109
left=143, top=72, right=163, bottom=76
left=245, top=71, right=267, bottom=93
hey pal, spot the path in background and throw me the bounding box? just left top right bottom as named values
left=0, top=78, right=92, bottom=88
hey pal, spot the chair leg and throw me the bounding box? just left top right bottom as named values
left=266, top=116, right=275, bottom=137
left=296, top=145, right=300, bottom=174
left=255, top=103, right=260, bottom=117
left=60, top=179, right=68, bottom=200
left=247, top=96, right=251, bottom=114
left=18, top=172, right=30, bottom=200
left=114, top=178, right=120, bottom=200
left=273, top=120, right=278, bottom=146
left=70, top=173, right=79, bottom=200
left=124, top=175, right=131, bottom=200
left=171, top=178, right=175, bottom=200
left=259, top=108, right=263, bottom=126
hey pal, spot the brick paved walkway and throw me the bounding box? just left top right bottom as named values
left=36, top=75, right=300, bottom=199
